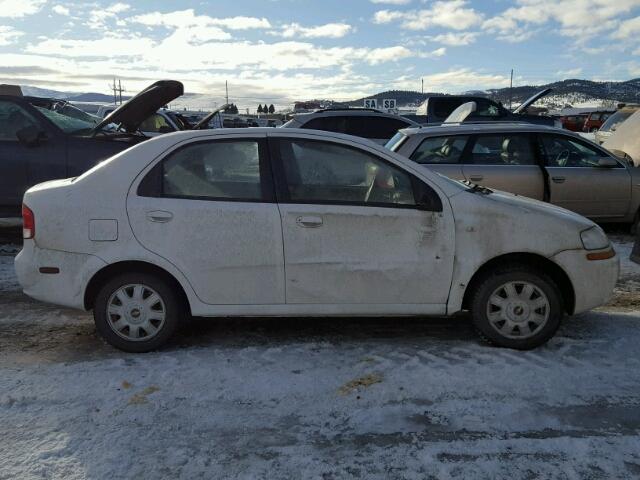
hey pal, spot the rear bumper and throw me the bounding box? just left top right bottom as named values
left=551, top=248, right=619, bottom=314
left=15, top=242, right=107, bottom=310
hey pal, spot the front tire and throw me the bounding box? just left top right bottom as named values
left=470, top=266, right=563, bottom=350
left=94, top=273, right=183, bottom=352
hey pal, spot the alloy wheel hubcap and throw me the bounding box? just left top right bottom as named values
left=106, top=284, right=166, bottom=342
left=486, top=281, right=550, bottom=339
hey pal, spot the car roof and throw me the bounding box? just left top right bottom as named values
left=293, top=109, right=416, bottom=120
left=399, top=122, right=563, bottom=137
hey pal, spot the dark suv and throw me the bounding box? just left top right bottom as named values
left=282, top=108, right=419, bottom=145
left=0, top=80, right=183, bottom=219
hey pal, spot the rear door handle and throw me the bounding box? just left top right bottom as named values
left=552, top=176, right=566, bottom=184
left=296, top=215, right=323, bottom=228
left=469, top=175, right=484, bottom=182
left=146, top=210, right=173, bottom=223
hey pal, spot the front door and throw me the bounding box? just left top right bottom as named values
left=0, top=100, right=66, bottom=217
left=462, top=133, right=545, bottom=200
left=270, top=135, right=454, bottom=312
left=539, top=133, right=631, bottom=218
left=127, top=135, right=285, bottom=305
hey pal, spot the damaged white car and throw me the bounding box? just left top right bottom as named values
left=15, top=128, right=619, bottom=352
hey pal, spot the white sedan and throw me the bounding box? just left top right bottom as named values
left=15, top=128, right=619, bottom=352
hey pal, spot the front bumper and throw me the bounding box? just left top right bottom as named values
left=551, top=247, right=619, bottom=314
left=15, top=242, right=107, bottom=310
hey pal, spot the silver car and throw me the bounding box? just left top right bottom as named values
left=388, top=123, right=640, bottom=230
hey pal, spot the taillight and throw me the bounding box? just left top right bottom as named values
left=22, top=204, right=35, bottom=239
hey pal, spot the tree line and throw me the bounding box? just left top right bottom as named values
left=257, top=104, right=276, bottom=114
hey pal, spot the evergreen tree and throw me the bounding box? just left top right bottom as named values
left=268, top=104, right=275, bottom=114
left=257, top=104, right=263, bottom=113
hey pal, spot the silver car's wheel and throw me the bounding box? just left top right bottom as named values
left=106, top=284, right=166, bottom=342
left=486, top=281, right=550, bottom=339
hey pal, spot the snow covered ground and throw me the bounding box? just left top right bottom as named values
left=1, top=238, right=639, bottom=479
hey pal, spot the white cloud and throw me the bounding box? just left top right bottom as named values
left=484, top=0, right=640, bottom=41
left=557, top=67, right=583, bottom=77
left=52, top=4, right=69, bottom=16
left=373, top=1, right=483, bottom=31
left=612, top=16, right=640, bottom=39
left=129, top=9, right=271, bottom=31
left=0, top=0, right=46, bottom=18
left=397, top=68, right=511, bottom=92
left=87, top=2, right=131, bottom=30
left=0, top=26, right=23, bottom=46
left=370, top=0, right=411, bottom=4
left=431, top=32, right=478, bottom=46
left=279, top=22, right=353, bottom=39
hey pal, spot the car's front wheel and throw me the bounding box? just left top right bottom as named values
left=470, top=266, right=563, bottom=349
left=94, top=273, right=183, bottom=352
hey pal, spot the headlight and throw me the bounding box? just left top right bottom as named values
left=580, top=226, right=609, bottom=251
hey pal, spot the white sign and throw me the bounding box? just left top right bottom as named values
left=364, top=98, right=378, bottom=109
left=382, top=99, right=397, bottom=110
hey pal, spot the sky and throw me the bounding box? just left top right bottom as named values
left=1, top=0, right=640, bottom=109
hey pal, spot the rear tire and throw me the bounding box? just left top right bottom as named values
left=93, top=272, right=183, bottom=352
left=470, top=265, right=563, bottom=350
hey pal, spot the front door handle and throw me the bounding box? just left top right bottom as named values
left=296, top=215, right=323, bottom=228
left=552, top=176, right=566, bottom=184
left=469, top=175, right=484, bottom=182
left=146, top=210, right=173, bottom=223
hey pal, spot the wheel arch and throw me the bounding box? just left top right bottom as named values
left=461, top=252, right=576, bottom=315
left=84, top=260, right=192, bottom=314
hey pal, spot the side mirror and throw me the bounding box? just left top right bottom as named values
left=16, top=125, right=45, bottom=146
left=414, top=180, right=443, bottom=212
left=597, top=157, right=619, bottom=168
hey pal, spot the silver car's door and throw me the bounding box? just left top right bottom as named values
left=127, top=134, right=285, bottom=305
left=540, top=133, right=632, bottom=218
left=404, top=134, right=469, bottom=181
left=270, top=133, right=455, bottom=314
left=461, top=133, right=545, bottom=200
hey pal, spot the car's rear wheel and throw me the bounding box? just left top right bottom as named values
left=94, top=273, right=183, bottom=352
left=470, top=266, right=563, bottom=350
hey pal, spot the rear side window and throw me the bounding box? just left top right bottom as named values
left=141, top=140, right=273, bottom=201
left=302, top=116, right=348, bottom=134
left=467, top=134, right=535, bottom=165
left=410, top=135, right=469, bottom=164
left=346, top=116, right=411, bottom=140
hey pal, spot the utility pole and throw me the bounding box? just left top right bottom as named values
left=421, top=78, right=424, bottom=95
left=509, top=69, right=514, bottom=110
left=225, top=80, right=229, bottom=105
left=110, top=78, right=117, bottom=104
left=108, top=78, right=126, bottom=105
left=118, top=79, right=123, bottom=104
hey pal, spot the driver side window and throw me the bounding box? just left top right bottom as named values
left=277, top=139, right=417, bottom=207
left=0, top=101, right=38, bottom=141
left=540, top=134, right=613, bottom=168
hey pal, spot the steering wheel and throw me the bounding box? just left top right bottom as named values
left=555, top=149, right=570, bottom=167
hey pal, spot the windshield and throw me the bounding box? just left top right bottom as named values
left=600, top=110, right=635, bottom=132
left=56, top=104, right=100, bottom=125
left=36, top=106, right=94, bottom=134
left=385, top=132, right=408, bottom=151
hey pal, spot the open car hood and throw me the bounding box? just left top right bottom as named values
left=443, top=101, right=476, bottom=123
left=602, top=110, right=640, bottom=166
left=513, top=87, right=552, bottom=114
left=193, top=104, right=230, bottom=130
left=93, top=80, right=184, bottom=134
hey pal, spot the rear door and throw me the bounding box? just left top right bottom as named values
left=270, top=133, right=455, bottom=313
left=0, top=99, right=66, bottom=217
left=539, top=133, right=631, bottom=218
left=462, top=132, right=545, bottom=200
left=405, top=134, right=469, bottom=181
left=127, top=134, right=285, bottom=305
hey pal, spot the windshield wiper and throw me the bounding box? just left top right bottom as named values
left=462, top=180, right=493, bottom=194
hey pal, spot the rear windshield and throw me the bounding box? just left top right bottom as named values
left=385, top=132, right=408, bottom=151
left=600, top=110, right=634, bottom=132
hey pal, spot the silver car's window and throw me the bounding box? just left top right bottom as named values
left=162, top=140, right=262, bottom=200
left=410, top=135, right=469, bottom=164
left=468, top=134, right=535, bottom=165
left=541, top=135, right=618, bottom=168
left=0, top=101, right=39, bottom=140
left=279, top=139, right=415, bottom=207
